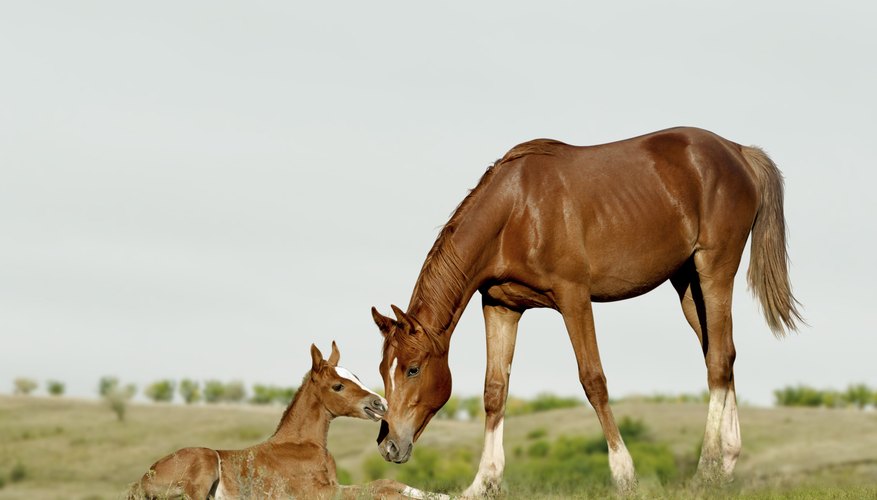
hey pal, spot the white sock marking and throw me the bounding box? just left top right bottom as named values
left=608, top=443, right=636, bottom=489
left=700, top=387, right=730, bottom=473
left=720, top=388, right=741, bottom=475
left=465, top=417, right=505, bottom=496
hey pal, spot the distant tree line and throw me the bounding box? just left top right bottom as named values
left=12, top=378, right=64, bottom=396
left=116, top=378, right=298, bottom=406
left=10, top=377, right=877, bottom=412
left=773, top=383, right=877, bottom=409
left=7, top=377, right=298, bottom=406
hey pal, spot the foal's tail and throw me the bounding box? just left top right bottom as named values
left=741, top=146, right=804, bottom=336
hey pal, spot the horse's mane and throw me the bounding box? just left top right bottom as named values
left=272, top=371, right=312, bottom=436
left=402, top=139, right=566, bottom=341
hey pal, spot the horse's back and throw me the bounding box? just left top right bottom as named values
left=486, top=127, right=760, bottom=301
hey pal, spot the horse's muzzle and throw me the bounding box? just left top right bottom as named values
left=376, top=420, right=413, bottom=463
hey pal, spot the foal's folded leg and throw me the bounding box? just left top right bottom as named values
left=338, top=479, right=451, bottom=500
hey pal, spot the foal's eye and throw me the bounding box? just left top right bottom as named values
left=332, top=384, right=344, bottom=392
left=406, top=366, right=420, bottom=377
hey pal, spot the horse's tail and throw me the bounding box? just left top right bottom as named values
left=741, top=145, right=803, bottom=336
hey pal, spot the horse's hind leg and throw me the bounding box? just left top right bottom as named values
left=137, top=447, right=220, bottom=499
left=556, top=284, right=636, bottom=492
left=671, top=256, right=741, bottom=481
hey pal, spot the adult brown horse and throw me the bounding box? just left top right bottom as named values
left=371, top=127, right=802, bottom=495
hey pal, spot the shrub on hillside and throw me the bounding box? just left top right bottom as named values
left=844, top=384, right=872, bottom=410
left=251, top=385, right=296, bottom=405
left=773, top=384, right=876, bottom=409
left=204, top=380, right=225, bottom=403
left=99, top=376, right=119, bottom=397
left=619, top=391, right=710, bottom=404
left=274, top=386, right=296, bottom=405
left=461, top=396, right=483, bottom=420
left=145, top=380, right=176, bottom=403
left=820, top=390, right=847, bottom=408
left=13, top=378, right=37, bottom=395
left=504, top=393, right=582, bottom=416
left=436, top=395, right=460, bottom=419
left=99, top=377, right=136, bottom=421
left=397, top=447, right=474, bottom=493
left=202, top=380, right=248, bottom=403
left=179, top=379, right=201, bottom=404
left=47, top=380, right=65, bottom=396
left=506, top=417, right=678, bottom=493
left=528, top=393, right=582, bottom=413
left=10, top=462, right=27, bottom=483
left=363, top=455, right=390, bottom=482
left=362, top=447, right=474, bottom=493
left=223, top=381, right=247, bottom=403
left=774, top=385, right=824, bottom=407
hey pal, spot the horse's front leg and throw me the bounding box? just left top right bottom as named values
left=462, top=299, right=521, bottom=498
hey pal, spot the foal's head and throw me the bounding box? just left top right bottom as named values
left=371, top=306, right=451, bottom=463
left=309, top=342, right=387, bottom=422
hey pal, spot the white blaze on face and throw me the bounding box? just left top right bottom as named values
left=389, top=357, right=398, bottom=393
left=335, top=366, right=380, bottom=399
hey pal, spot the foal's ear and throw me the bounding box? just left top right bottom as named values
left=371, top=307, right=394, bottom=336
left=310, top=343, right=325, bottom=373
left=328, top=340, right=340, bottom=366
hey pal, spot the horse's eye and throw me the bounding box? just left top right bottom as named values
left=406, top=366, right=420, bottom=377
left=332, top=384, right=344, bottom=392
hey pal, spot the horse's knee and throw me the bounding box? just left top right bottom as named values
left=579, top=370, right=608, bottom=407
left=483, top=379, right=507, bottom=415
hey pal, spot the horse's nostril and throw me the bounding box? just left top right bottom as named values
left=372, top=398, right=386, bottom=411
left=387, top=440, right=398, bottom=456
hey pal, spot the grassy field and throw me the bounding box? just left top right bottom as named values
left=1, top=395, right=875, bottom=499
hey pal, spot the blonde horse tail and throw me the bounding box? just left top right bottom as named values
left=741, top=145, right=804, bottom=336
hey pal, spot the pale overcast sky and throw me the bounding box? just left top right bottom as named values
left=1, top=2, right=875, bottom=406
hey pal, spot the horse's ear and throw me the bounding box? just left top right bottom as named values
left=390, top=304, right=414, bottom=333
left=372, top=307, right=394, bottom=336
left=328, top=340, right=340, bottom=366
left=310, top=343, right=325, bottom=373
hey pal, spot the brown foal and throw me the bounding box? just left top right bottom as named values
left=131, top=343, right=430, bottom=499
left=371, top=127, right=802, bottom=495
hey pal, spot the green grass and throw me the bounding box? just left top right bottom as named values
left=0, top=395, right=875, bottom=499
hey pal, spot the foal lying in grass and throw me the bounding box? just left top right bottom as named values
left=131, top=342, right=442, bottom=499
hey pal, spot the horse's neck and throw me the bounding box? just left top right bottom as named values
left=269, top=383, right=331, bottom=446
left=408, top=209, right=500, bottom=338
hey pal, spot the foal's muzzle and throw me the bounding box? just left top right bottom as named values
left=363, top=397, right=387, bottom=421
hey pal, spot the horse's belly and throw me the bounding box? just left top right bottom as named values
left=587, top=237, right=692, bottom=302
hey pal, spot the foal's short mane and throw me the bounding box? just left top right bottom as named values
left=399, top=138, right=565, bottom=345
left=272, top=371, right=312, bottom=436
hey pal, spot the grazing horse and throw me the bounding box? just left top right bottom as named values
left=132, top=342, right=439, bottom=499
left=371, top=127, right=802, bottom=495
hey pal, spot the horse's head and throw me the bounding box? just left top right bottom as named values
left=310, top=341, right=387, bottom=422
left=371, top=305, right=451, bottom=463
